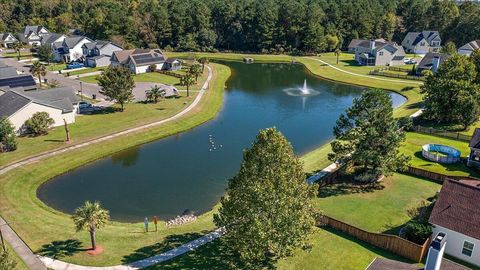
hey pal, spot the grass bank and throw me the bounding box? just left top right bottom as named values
left=0, top=63, right=229, bottom=266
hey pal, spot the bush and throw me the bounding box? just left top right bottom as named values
left=404, top=220, right=432, bottom=244
left=147, top=64, right=157, bottom=72
left=397, top=117, right=414, bottom=131
left=0, top=117, right=17, bottom=152
left=24, top=112, right=54, bottom=136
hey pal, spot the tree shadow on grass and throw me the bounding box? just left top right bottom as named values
left=142, top=238, right=274, bottom=270
left=36, top=239, right=86, bottom=259
left=320, top=227, right=413, bottom=264
left=122, top=232, right=206, bottom=264
left=318, top=181, right=385, bottom=198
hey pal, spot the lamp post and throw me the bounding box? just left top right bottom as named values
left=79, top=81, right=84, bottom=101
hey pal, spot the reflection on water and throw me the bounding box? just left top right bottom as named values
left=37, top=61, right=406, bottom=221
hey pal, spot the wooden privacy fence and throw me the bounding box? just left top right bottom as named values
left=318, top=215, right=430, bottom=263
left=412, top=125, right=472, bottom=142
left=406, top=166, right=480, bottom=183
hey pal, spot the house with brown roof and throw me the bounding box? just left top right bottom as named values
left=110, top=49, right=170, bottom=74
left=429, top=179, right=480, bottom=267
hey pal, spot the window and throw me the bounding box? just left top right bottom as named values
left=420, top=42, right=425, bottom=46
left=379, top=51, right=384, bottom=56
left=462, top=241, right=474, bottom=257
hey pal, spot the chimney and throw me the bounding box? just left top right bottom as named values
left=369, top=40, right=375, bottom=52
left=432, top=56, right=441, bottom=74
left=425, top=232, right=447, bottom=270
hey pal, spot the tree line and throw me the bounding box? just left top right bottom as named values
left=0, top=0, right=478, bottom=53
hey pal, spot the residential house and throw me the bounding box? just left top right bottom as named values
left=467, top=128, right=480, bottom=169
left=416, top=52, right=451, bottom=75
left=17, top=25, right=49, bottom=46
left=458, top=40, right=480, bottom=56
left=40, top=33, right=67, bottom=49
left=353, top=39, right=406, bottom=66
left=111, top=49, right=166, bottom=74
left=0, top=62, right=36, bottom=90
left=0, top=86, right=80, bottom=133
left=348, top=38, right=386, bottom=53
left=53, top=36, right=93, bottom=63
left=82, top=40, right=123, bottom=67
left=429, top=179, right=480, bottom=267
left=402, top=31, right=442, bottom=55
left=0, top=33, right=18, bottom=48
left=164, top=58, right=182, bottom=71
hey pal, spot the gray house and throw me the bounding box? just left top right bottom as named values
left=0, top=33, right=18, bottom=48
left=82, top=40, right=123, bottom=67
left=17, top=25, right=49, bottom=46
left=353, top=39, right=405, bottom=66
left=402, top=31, right=442, bottom=55
left=467, top=128, right=480, bottom=169
left=40, top=33, right=66, bottom=48
left=416, top=52, right=451, bottom=75
left=458, top=40, right=480, bottom=56
left=348, top=38, right=386, bottom=53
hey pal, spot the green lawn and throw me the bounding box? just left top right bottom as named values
left=0, top=63, right=230, bottom=266
left=47, top=63, right=66, bottom=71
left=134, top=72, right=180, bottom=85
left=155, top=227, right=412, bottom=270
left=302, top=143, right=332, bottom=175
left=401, top=132, right=478, bottom=177
left=78, top=75, right=99, bottom=84
left=2, top=51, right=34, bottom=59
left=314, top=173, right=440, bottom=233
left=4, top=241, right=29, bottom=270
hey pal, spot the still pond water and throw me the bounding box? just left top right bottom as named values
left=38, top=61, right=406, bottom=222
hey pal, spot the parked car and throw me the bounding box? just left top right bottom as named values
left=67, top=62, right=84, bottom=69
left=404, top=58, right=417, bottom=65
left=79, top=101, right=92, bottom=110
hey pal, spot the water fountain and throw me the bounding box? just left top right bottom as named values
left=283, top=79, right=320, bottom=97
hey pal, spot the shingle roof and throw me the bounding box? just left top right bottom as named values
left=406, top=31, right=441, bottom=46
left=12, top=86, right=79, bottom=113
left=22, top=25, right=48, bottom=36
left=0, top=75, right=36, bottom=89
left=459, top=40, right=480, bottom=52
left=0, top=91, right=31, bottom=118
left=41, top=33, right=64, bottom=47
left=112, top=49, right=135, bottom=64
left=469, top=128, right=480, bottom=149
left=0, top=32, right=17, bottom=42
left=127, top=49, right=165, bottom=67
left=63, top=36, right=91, bottom=49
left=429, top=179, right=480, bottom=240
left=418, top=52, right=451, bottom=70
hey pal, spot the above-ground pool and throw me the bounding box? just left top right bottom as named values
left=422, top=144, right=461, bottom=164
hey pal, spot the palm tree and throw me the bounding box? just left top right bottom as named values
left=11, top=42, right=23, bottom=61
left=145, top=85, right=166, bottom=103
left=334, top=48, right=341, bottom=64
left=180, top=73, right=196, bottom=97
left=71, top=201, right=110, bottom=250
left=198, top=57, right=209, bottom=72
left=189, top=64, right=202, bottom=82
left=30, top=61, right=47, bottom=87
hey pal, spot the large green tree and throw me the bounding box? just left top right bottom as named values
left=37, top=45, right=54, bottom=63
left=98, top=67, right=135, bottom=111
left=329, top=89, right=409, bottom=180
left=421, top=54, right=480, bottom=128
left=214, top=128, right=317, bottom=265
left=0, top=118, right=17, bottom=153
left=72, top=201, right=110, bottom=250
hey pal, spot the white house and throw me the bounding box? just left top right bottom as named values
left=0, top=33, right=18, bottom=48
left=402, top=31, right=442, bottom=55
left=82, top=40, right=123, bottom=67
left=0, top=87, right=80, bottom=134
left=458, top=40, right=480, bottom=56
left=111, top=49, right=166, bottom=74
left=17, top=25, right=49, bottom=46
left=429, top=179, right=480, bottom=267
left=352, top=39, right=405, bottom=66
left=54, top=36, right=93, bottom=63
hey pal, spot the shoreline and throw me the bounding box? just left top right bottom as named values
left=0, top=54, right=423, bottom=266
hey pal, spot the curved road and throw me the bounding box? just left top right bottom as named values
left=0, top=65, right=213, bottom=270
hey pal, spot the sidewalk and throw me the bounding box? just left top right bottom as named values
left=0, top=216, right=46, bottom=270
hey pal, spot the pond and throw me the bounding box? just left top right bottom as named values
left=37, top=61, right=406, bottom=222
